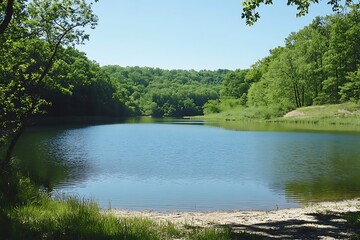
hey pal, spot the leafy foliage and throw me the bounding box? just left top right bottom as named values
left=0, top=171, right=259, bottom=240
left=241, top=0, right=356, bottom=25
left=42, top=48, right=132, bottom=117
left=0, top=0, right=97, bottom=171
left=102, top=66, right=228, bottom=117
left=247, top=6, right=360, bottom=109
left=205, top=6, right=360, bottom=119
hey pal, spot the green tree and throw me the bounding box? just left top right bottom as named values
left=42, top=48, right=133, bottom=117
left=220, top=69, right=249, bottom=105
left=322, top=6, right=360, bottom=103
left=0, top=0, right=97, bottom=171
left=241, top=0, right=356, bottom=25
left=247, top=6, right=359, bottom=110
left=103, top=66, right=225, bottom=118
left=340, top=67, right=360, bottom=102
left=0, top=0, right=15, bottom=34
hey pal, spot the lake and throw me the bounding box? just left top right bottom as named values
left=14, top=119, right=360, bottom=211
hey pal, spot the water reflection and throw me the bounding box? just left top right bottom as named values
left=14, top=119, right=360, bottom=210
left=207, top=120, right=360, bottom=134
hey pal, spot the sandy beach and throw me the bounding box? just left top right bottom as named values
left=110, top=199, right=360, bottom=239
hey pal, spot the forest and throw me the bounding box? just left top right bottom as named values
left=204, top=4, right=360, bottom=117
left=4, top=4, right=358, bottom=122
left=1, top=3, right=359, bottom=174
left=1, top=1, right=360, bottom=239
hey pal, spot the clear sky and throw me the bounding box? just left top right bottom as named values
left=77, top=0, right=334, bottom=70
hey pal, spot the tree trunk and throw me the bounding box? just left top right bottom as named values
left=293, top=84, right=300, bottom=108
left=0, top=0, right=15, bottom=34
left=0, top=123, right=25, bottom=172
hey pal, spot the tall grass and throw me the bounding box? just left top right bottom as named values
left=3, top=195, right=262, bottom=239
left=0, top=170, right=262, bottom=239
left=4, top=195, right=183, bottom=240
left=200, top=105, right=288, bottom=121
left=200, top=102, right=360, bottom=128
left=270, top=103, right=360, bottom=127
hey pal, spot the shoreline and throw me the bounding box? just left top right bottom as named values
left=109, top=198, right=360, bottom=239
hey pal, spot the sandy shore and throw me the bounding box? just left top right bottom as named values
left=109, top=199, right=360, bottom=239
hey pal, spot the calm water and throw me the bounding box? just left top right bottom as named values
left=14, top=119, right=360, bottom=211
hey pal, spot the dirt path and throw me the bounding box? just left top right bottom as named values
left=110, top=199, right=360, bottom=239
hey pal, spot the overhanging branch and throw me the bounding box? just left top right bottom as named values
left=0, top=0, right=15, bottom=34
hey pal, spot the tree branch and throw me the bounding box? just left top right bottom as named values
left=0, top=0, right=15, bottom=34
left=38, top=22, right=87, bottom=85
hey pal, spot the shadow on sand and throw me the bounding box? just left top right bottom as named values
left=218, top=211, right=360, bottom=239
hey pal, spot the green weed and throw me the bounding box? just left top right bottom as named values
left=342, top=211, right=360, bottom=240
left=186, top=226, right=263, bottom=240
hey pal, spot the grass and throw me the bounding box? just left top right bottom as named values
left=198, top=102, right=360, bottom=129
left=342, top=211, right=360, bottom=239
left=0, top=170, right=262, bottom=240
left=1, top=171, right=359, bottom=240
left=271, top=102, right=360, bottom=126
left=198, top=105, right=288, bottom=121
left=2, top=194, right=184, bottom=240
left=2, top=102, right=358, bottom=239
left=1, top=196, right=263, bottom=239
left=187, top=226, right=263, bottom=240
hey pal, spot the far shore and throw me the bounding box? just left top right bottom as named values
left=109, top=198, right=360, bottom=239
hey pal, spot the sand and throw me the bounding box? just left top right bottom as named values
left=110, top=198, right=360, bottom=239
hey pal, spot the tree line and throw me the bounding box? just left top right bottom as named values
left=205, top=4, right=360, bottom=116
left=1, top=0, right=359, bottom=172
left=0, top=0, right=98, bottom=171
left=101, top=66, right=228, bottom=117
left=34, top=58, right=229, bottom=118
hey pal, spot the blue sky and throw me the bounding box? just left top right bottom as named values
left=77, top=0, right=333, bottom=70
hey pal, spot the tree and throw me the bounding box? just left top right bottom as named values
left=0, top=0, right=97, bottom=171
left=241, top=0, right=356, bottom=25
left=221, top=70, right=249, bottom=97
left=103, top=66, right=225, bottom=118
left=246, top=6, right=359, bottom=109
left=322, top=6, right=360, bottom=103
left=0, top=0, right=15, bottom=34
left=41, top=48, right=133, bottom=117
left=340, top=67, right=360, bottom=102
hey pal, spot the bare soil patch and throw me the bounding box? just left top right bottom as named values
left=283, top=110, right=306, bottom=118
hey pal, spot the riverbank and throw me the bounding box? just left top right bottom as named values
left=110, top=199, right=360, bottom=239
left=196, top=103, right=360, bottom=129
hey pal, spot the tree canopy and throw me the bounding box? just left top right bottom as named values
left=205, top=5, right=360, bottom=117
left=102, top=66, right=228, bottom=117
left=1, top=1, right=359, bottom=172
left=241, top=0, right=357, bottom=25
left=0, top=0, right=14, bottom=34
left=0, top=0, right=97, bottom=171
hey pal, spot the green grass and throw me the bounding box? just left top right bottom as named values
left=199, top=102, right=360, bottom=129
left=198, top=105, right=288, bottom=121
left=1, top=196, right=263, bottom=239
left=272, top=102, right=360, bottom=126
left=2, top=175, right=360, bottom=240
left=2, top=195, right=181, bottom=240
left=187, top=226, right=263, bottom=240
left=0, top=170, right=261, bottom=240
left=342, top=211, right=360, bottom=239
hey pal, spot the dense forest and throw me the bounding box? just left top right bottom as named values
left=101, top=66, right=228, bottom=117
left=40, top=5, right=360, bottom=120
left=205, top=5, right=360, bottom=117
left=42, top=59, right=228, bottom=117
left=1, top=3, right=359, bottom=127
left=1, top=1, right=360, bottom=239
